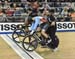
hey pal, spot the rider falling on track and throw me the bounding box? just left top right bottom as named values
left=42, top=8, right=58, bottom=51
left=25, top=1, right=59, bottom=52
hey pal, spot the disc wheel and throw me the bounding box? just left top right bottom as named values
left=47, top=35, right=59, bottom=49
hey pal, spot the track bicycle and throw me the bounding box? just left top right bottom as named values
left=22, top=30, right=59, bottom=51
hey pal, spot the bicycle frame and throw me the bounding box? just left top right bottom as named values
left=32, top=32, right=42, bottom=42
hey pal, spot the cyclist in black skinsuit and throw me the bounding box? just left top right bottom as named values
left=43, top=9, right=59, bottom=51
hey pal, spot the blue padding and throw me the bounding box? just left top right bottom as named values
left=57, top=30, right=75, bottom=32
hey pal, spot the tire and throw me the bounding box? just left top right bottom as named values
left=12, top=29, right=25, bottom=43
left=22, top=35, right=38, bottom=51
left=47, top=35, right=59, bottom=49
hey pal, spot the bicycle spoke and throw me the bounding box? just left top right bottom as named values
left=26, top=36, right=32, bottom=49
left=23, top=42, right=29, bottom=44
left=14, top=36, right=18, bottom=39
left=14, top=32, right=24, bottom=38
left=19, top=31, right=25, bottom=36
left=27, top=43, right=31, bottom=50
left=13, top=34, right=18, bottom=37
left=29, top=36, right=31, bottom=42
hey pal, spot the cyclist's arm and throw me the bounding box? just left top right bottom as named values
left=50, top=16, right=56, bottom=26
left=30, top=23, right=34, bottom=30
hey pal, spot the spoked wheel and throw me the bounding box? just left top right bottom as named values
left=12, top=29, right=25, bottom=43
left=22, top=35, right=38, bottom=51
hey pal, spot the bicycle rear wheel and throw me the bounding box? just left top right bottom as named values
left=47, top=35, right=59, bottom=49
left=12, top=29, right=25, bottom=43
left=22, top=35, right=38, bottom=51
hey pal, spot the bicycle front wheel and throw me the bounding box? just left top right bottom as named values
left=22, top=35, right=38, bottom=51
left=12, top=29, right=25, bottom=43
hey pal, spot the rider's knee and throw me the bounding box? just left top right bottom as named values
left=37, top=27, right=41, bottom=31
left=41, top=29, right=45, bottom=34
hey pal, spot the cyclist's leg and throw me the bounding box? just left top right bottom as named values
left=36, top=27, right=42, bottom=37
left=50, top=26, right=59, bottom=49
left=41, top=23, right=51, bottom=43
left=47, top=24, right=59, bottom=51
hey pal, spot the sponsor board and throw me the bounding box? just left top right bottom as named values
left=57, top=22, right=75, bottom=32
left=0, top=23, right=24, bottom=34
left=0, top=22, right=75, bottom=34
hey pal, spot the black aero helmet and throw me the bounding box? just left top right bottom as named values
left=29, top=9, right=38, bottom=17
left=27, top=0, right=37, bottom=2
left=29, top=11, right=38, bottom=18
left=28, top=10, right=38, bottom=24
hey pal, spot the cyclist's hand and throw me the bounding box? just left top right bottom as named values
left=51, top=22, right=55, bottom=26
left=30, top=30, right=35, bottom=35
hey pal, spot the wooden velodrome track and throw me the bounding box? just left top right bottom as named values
left=36, top=32, right=75, bottom=59
left=0, top=32, right=75, bottom=59
left=0, top=36, right=21, bottom=59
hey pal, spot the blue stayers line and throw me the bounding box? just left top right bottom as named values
left=0, top=32, right=13, bottom=34
left=57, top=30, right=75, bottom=32
left=0, top=30, right=75, bottom=34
